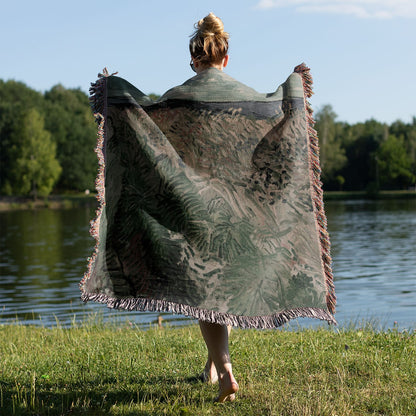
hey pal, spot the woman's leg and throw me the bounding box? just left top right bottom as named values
left=201, top=325, right=232, bottom=384
left=201, top=352, right=218, bottom=383
left=199, top=321, right=239, bottom=402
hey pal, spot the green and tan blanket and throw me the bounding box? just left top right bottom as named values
left=80, top=64, right=336, bottom=328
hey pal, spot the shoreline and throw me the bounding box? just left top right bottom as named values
left=323, top=190, right=416, bottom=201
left=0, top=194, right=98, bottom=211
left=0, top=190, right=415, bottom=211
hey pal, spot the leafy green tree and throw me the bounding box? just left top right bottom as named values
left=314, top=105, right=347, bottom=188
left=0, top=103, right=17, bottom=194
left=0, top=80, right=45, bottom=193
left=389, top=118, right=416, bottom=181
left=376, top=135, right=415, bottom=189
left=0, top=79, right=44, bottom=109
left=9, top=108, right=61, bottom=197
left=340, top=119, right=387, bottom=191
left=44, top=85, right=97, bottom=191
left=148, top=93, right=161, bottom=101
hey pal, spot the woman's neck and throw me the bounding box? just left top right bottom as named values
left=193, top=55, right=228, bottom=74
left=195, top=63, right=223, bottom=74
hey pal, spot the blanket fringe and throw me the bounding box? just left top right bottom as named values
left=81, top=291, right=337, bottom=329
left=294, top=63, right=336, bottom=315
left=79, top=69, right=113, bottom=291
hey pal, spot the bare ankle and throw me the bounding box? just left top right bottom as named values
left=215, top=373, right=239, bottom=403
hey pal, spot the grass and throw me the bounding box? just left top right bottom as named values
left=0, top=320, right=415, bottom=416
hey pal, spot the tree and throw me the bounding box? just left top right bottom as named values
left=314, top=105, right=347, bottom=188
left=377, top=135, right=415, bottom=189
left=0, top=103, right=17, bottom=194
left=0, top=80, right=45, bottom=193
left=44, top=85, right=97, bottom=191
left=0, top=79, right=44, bottom=109
left=148, top=93, right=161, bottom=101
left=389, top=118, right=416, bottom=181
left=340, top=119, right=387, bottom=191
left=9, top=109, right=61, bottom=198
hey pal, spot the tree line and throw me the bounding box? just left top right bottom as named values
left=0, top=80, right=97, bottom=198
left=0, top=80, right=415, bottom=198
left=315, top=105, right=416, bottom=192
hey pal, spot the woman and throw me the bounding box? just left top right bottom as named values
left=188, top=13, right=239, bottom=403
left=82, top=12, right=336, bottom=404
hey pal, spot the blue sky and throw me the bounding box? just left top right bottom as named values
left=2, top=0, right=415, bottom=124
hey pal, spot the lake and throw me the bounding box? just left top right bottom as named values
left=0, top=199, right=415, bottom=330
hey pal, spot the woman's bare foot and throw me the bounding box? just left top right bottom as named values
left=215, top=371, right=239, bottom=403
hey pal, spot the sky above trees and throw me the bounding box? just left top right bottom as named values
left=1, top=0, right=415, bottom=124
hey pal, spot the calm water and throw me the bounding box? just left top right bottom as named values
left=0, top=199, right=415, bottom=330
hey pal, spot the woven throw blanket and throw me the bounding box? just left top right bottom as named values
left=80, top=64, right=336, bottom=328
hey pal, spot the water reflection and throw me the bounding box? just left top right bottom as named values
left=0, top=207, right=191, bottom=327
left=0, top=199, right=415, bottom=330
left=2, top=209, right=87, bottom=318
left=324, top=199, right=416, bottom=329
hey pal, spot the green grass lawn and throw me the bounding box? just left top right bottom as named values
left=0, top=320, right=415, bottom=415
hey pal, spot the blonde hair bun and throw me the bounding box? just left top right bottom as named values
left=197, top=12, right=228, bottom=38
left=189, top=13, right=229, bottom=65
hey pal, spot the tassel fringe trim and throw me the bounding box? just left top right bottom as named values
left=79, top=69, right=113, bottom=291
left=294, top=63, right=336, bottom=315
left=81, top=291, right=337, bottom=329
